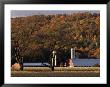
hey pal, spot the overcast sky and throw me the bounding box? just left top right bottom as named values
left=11, top=10, right=100, bottom=18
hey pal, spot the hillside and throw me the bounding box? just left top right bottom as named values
left=11, top=12, right=100, bottom=62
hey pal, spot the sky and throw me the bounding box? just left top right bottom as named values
left=11, top=10, right=100, bottom=18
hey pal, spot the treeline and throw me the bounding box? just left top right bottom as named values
left=11, top=12, right=100, bottom=62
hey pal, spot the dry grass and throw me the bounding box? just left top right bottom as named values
left=11, top=67, right=100, bottom=71
left=11, top=67, right=100, bottom=77
left=11, top=71, right=100, bottom=77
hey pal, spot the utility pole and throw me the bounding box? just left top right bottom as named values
left=71, top=48, right=73, bottom=59
left=69, top=48, right=74, bottom=67
left=51, top=50, right=56, bottom=71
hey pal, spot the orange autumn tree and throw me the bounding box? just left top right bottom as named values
left=11, top=12, right=100, bottom=62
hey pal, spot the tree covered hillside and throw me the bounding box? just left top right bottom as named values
left=11, top=12, right=100, bottom=62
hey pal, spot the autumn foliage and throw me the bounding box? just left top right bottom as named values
left=11, top=12, right=100, bottom=62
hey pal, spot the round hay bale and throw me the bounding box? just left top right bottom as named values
left=66, top=58, right=74, bottom=67
left=11, top=63, right=21, bottom=71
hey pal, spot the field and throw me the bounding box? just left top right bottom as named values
left=11, top=67, right=100, bottom=77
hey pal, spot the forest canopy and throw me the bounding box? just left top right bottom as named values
left=11, top=12, right=100, bottom=62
